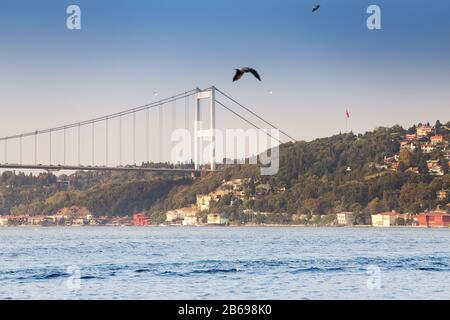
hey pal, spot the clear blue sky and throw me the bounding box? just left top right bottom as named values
left=1, top=0, right=449, bottom=164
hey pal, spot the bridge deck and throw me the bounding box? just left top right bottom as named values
left=0, top=164, right=214, bottom=173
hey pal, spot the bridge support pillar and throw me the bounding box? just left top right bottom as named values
left=194, top=86, right=216, bottom=171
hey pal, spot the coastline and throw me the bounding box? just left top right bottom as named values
left=0, top=224, right=444, bottom=229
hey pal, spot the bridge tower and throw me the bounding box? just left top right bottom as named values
left=194, top=86, right=216, bottom=171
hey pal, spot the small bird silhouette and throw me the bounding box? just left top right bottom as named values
left=312, top=5, right=320, bottom=13
left=232, top=67, right=261, bottom=82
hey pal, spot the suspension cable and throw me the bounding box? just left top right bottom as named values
left=0, top=89, right=199, bottom=141
left=215, top=88, right=296, bottom=142
left=215, top=99, right=283, bottom=145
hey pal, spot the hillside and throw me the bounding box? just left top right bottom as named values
left=1, top=121, right=449, bottom=224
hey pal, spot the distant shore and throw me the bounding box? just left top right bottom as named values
left=1, top=224, right=443, bottom=229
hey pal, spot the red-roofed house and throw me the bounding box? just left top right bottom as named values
left=430, top=135, right=444, bottom=144
left=416, top=125, right=433, bottom=138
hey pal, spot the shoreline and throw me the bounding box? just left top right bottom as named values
left=0, top=224, right=444, bottom=229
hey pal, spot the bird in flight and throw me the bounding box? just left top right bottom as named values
left=232, top=67, right=262, bottom=82
left=312, top=5, right=320, bottom=13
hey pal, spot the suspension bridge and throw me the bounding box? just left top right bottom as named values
left=0, top=86, right=295, bottom=174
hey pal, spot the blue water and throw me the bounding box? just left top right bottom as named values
left=0, top=227, right=449, bottom=299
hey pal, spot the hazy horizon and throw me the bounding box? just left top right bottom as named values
left=1, top=0, right=450, bottom=167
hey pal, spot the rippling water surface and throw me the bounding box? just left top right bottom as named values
left=0, top=227, right=449, bottom=299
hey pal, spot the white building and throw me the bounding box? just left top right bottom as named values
left=371, top=212, right=404, bottom=227
left=336, top=212, right=354, bottom=226
left=0, top=217, right=8, bottom=227
left=165, top=210, right=179, bottom=223
left=166, top=207, right=198, bottom=224
left=182, top=216, right=198, bottom=226
left=196, top=195, right=212, bottom=211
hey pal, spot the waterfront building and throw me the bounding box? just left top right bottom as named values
left=133, top=213, right=148, bottom=226
left=178, top=207, right=198, bottom=225
left=336, top=212, right=354, bottom=226
left=28, top=216, right=46, bottom=225
left=0, top=217, right=8, bottom=226
left=165, top=207, right=198, bottom=224
left=165, top=210, right=180, bottom=223
left=417, top=211, right=450, bottom=228
left=182, top=216, right=198, bottom=226
left=176, top=207, right=197, bottom=217
left=71, top=218, right=86, bottom=226
left=371, top=211, right=405, bottom=227
left=207, top=213, right=229, bottom=225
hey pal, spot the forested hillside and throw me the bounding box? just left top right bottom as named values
left=1, top=121, right=449, bottom=224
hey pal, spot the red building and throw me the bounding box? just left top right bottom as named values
left=133, top=213, right=148, bottom=226
left=417, top=212, right=450, bottom=228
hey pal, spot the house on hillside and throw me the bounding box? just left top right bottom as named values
left=404, top=134, right=417, bottom=141
left=426, top=160, right=444, bottom=176
left=437, top=190, right=448, bottom=201
left=444, top=150, right=450, bottom=160
left=196, top=195, right=212, bottom=211
left=256, top=184, right=271, bottom=196
left=406, top=167, right=420, bottom=174
left=421, top=144, right=436, bottom=153
left=430, top=135, right=445, bottom=144
left=400, top=141, right=417, bottom=152
left=416, top=125, right=433, bottom=138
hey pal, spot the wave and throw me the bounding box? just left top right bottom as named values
left=32, top=271, right=68, bottom=280
left=160, top=268, right=240, bottom=277
left=80, top=275, right=102, bottom=279
left=417, top=267, right=447, bottom=272
left=134, top=268, right=153, bottom=273
left=291, top=266, right=345, bottom=274
left=191, top=268, right=239, bottom=274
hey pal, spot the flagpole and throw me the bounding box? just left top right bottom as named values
left=345, top=109, right=349, bottom=133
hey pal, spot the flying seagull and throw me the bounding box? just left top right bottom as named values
left=232, top=67, right=261, bottom=82
left=312, top=5, right=320, bottom=13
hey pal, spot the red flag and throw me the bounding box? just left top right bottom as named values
left=345, top=109, right=350, bottom=118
